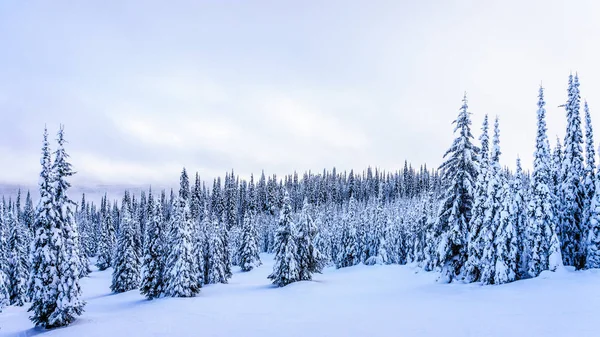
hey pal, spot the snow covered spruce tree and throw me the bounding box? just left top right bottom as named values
left=51, top=126, right=86, bottom=324
left=7, top=207, right=28, bottom=306
left=465, top=114, right=489, bottom=282
left=435, top=94, right=478, bottom=283
left=111, top=195, right=140, bottom=293
left=560, top=74, right=585, bottom=269
left=336, top=196, right=359, bottom=268
left=163, top=171, right=200, bottom=298
left=29, top=127, right=85, bottom=328
left=28, top=128, right=56, bottom=326
left=296, top=199, right=325, bottom=280
left=96, top=194, right=116, bottom=271
left=478, top=117, right=503, bottom=285
left=527, top=86, right=562, bottom=277
left=238, top=210, right=261, bottom=272
left=582, top=100, right=596, bottom=269
left=587, top=166, right=600, bottom=268
left=494, top=170, right=518, bottom=284
left=512, top=158, right=528, bottom=276
left=365, top=189, right=389, bottom=265
left=207, top=216, right=229, bottom=284
left=140, top=192, right=165, bottom=299
left=0, top=269, right=9, bottom=312
left=268, top=191, right=300, bottom=287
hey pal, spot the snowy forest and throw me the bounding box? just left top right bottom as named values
left=1, top=74, right=600, bottom=330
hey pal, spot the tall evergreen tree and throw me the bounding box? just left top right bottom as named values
left=528, top=86, right=562, bottom=277
left=512, top=158, right=528, bottom=276
left=336, top=196, right=359, bottom=268
left=207, top=216, right=229, bottom=284
left=0, top=270, right=9, bottom=312
left=297, top=199, right=325, bottom=280
left=140, top=193, right=165, bottom=300
left=164, top=195, right=199, bottom=297
left=494, top=174, right=518, bottom=284
left=268, top=191, right=300, bottom=287
left=582, top=100, right=595, bottom=268
left=96, top=194, right=116, bottom=271
left=560, top=74, right=585, bottom=269
left=587, top=163, right=600, bottom=268
left=111, top=198, right=140, bottom=293
left=238, top=210, right=261, bottom=272
left=50, top=127, right=86, bottom=326
left=465, top=114, right=489, bottom=282
left=436, top=95, right=478, bottom=283
left=479, top=117, right=503, bottom=284
left=28, top=127, right=57, bottom=327
left=7, top=208, right=28, bottom=305
left=29, top=127, right=85, bottom=328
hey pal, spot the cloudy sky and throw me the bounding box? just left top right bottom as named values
left=1, top=0, right=599, bottom=194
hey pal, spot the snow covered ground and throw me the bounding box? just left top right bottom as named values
left=1, top=254, right=599, bottom=337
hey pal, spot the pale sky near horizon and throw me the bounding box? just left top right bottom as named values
left=1, top=0, right=600, bottom=193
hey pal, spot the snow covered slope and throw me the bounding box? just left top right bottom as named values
left=1, top=254, right=599, bottom=337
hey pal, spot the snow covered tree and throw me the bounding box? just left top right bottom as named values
left=478, top=117, right=503, bottom=284
left=560, top=74, right=585, bottom=269
left=7, top=208, right=28, bottom=306
left=0, top=269, right=9, bottom=312
left=512, top=158, right=528, bottom=276
left=296, top=199, right=325, bottom=280
left=96, top=194, right=116, bottom=271
left=365, top=190, right=389, bottom=265
left=140, top=193, right=165, bottom=300
left=336, top=196, right=359, bottom=268
left=528, top=86, right=562, bottom=277
left=238, top=210, right=261, bottom=272
left=436, top=94, right=478, bottom=283
left=465, top=114, right=490, bottom=282
left=29, top=127, right=85, bottom=328
left=582, top=100, right=595, bottom=268
left=111, top=198, right=140, bottom=293
left=163, top=196, right=199, bottom=297
left=50, top=126, right=86, bottom=325
left=28, top=127, right=57, bottom=327
left=494, top=176, right=518, bottom=284
left=268, top=191, right=300, bottom=287
left=207, top=216, right=229, bottom=284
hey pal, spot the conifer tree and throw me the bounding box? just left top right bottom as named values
left=111, top=198, right=140, bottom=293
left=96, top=194, right=116, bottom=271
left=140, top=193, right=165, bottom=299
left=164, top=196, right=199, bottom=297
left=207, top=216, right=229, bottom=284
left=336, top=196, right=359, bottom=268
left=238, top=210, right=261, bottom=272
left=436, top=95, right=478, bottom=283
left=479, top=117, right=503, bottom=284
left=494, top=175, right=518, bottom=284
left=465, top=114, right=490, bottom=282
left=528, top=86, right=562, bottom=277
left=0, top=270, right=9, bottom=312
left=268, top=191, right=300, bottom=287
left=28, top=127, right=57, bottom=327
left=512, top=158, right=528, bottom=276
left=29, top=127, right=85, bottom=328
left=560, top=74, right=585, bottom=269
left=7, top=208, right=28, bottom=306
left=297, top=199, right=324, bottom=280
left=50, top=127, right=86, bottom=326
left=587, top=166, right=600, bottom=268
left=365, top=190, right=389, bottom=265
left=582, top=100, right=595, bottom=265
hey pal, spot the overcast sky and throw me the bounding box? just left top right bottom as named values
left=1, top=0, right=599, bottom=194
